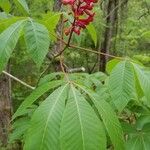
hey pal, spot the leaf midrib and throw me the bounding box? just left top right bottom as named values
left=0, top=20, right=25, bottom=54
left=71, top=85, right=85, bottom=150
left=28, top=19, right=39, bottom=53
left=74, top=83, right=124, bottom=150
left=39, top=84, right=68, bottom=150
left=112, top=61, right=130, bottom=104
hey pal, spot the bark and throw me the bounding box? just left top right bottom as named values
left=117, top=0, right=128, bottom=56
left=99, top=0, right=119, bottom=72
left=0, top=66, right=12, bottom=146
left=47, top=0, right=64, bottom=72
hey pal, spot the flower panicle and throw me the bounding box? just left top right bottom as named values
left=61, top=0, right=98, bottom=35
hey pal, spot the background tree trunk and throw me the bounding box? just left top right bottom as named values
left=0, top=65, right=12, bottom=146
left=99, top=0, right=119, bottom=72
left=47, top=0, right=64, bottom=72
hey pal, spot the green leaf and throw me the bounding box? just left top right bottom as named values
left=74, top=83, right=125, bottom=150
left=125, top=121, right=150, bottom=150
left=38, top=72, right=64, bottom=86
left=24, top=85, right=68, bottom=150
left=86, top=23, right=97, bottom=46
left=106, top=59, right=121, bottom=74
left=9, top=117, right=30, bottom=143
left=60, top=85, right=106, bottom=150
left=109, top=61, right=136, bottom=112
left=121, top=122, right=137, bottom=134
left=0, top=17, right=23, bottom=32
left=12, top=80, right=64, bottom=120
left=24, top=19, right=50, bottom=67
left=43, top=13, right=61, bottom=41
left=14, top=0, right=30, bottom=15
left=136, top=116, right=150, bottom=130
left=133, top=64, right=150, bottom=101
left=0, top=0, right=11, bottom=13
left=92, top=95, right=125, bottom=150
left=0, top=20, right=26, bottom=73
left=126, top=136, right=150, bottom=150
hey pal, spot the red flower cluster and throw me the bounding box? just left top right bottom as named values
left=62, top=0, right=97, bottom=35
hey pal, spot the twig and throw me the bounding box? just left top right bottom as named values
left=2, top=71, right=35, bottom=90
left=49, top=32, right=124, bottom=60
left=69, top=44, right=124, bottom=60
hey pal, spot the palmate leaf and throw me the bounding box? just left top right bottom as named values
left=0, top=17, right=22, bottom=32
left=86, top=23, right=97, bottom=46
left=126, top=135, right=150, bottom=150
left=106, top=59, right=121, bottom=74
left=0, top=19, right=26, bottom=73
left=43, top=13, right=61, bottom=41
left=108, top=60, right=136, bottom=112
left=13, top=0, right=30, bottom=15
left=12, top=80, right=64, bottom=120
left=24, top=84, right=69, bottom=150
left=133, top=64, right=150, bottom=101
left=38, top=72, right=64, bottom=86
left=9, top=117, right=30, bottom=143
left=123, top=117, right=150, bottom=150
left=24, top=19, right=50, bottom=67
left=74, top=83, right=125, bottom=150
left=23, top=83, right=107, bottom=150
left=91, top=94, right=125, bottom=150
left=60, top=85, right=106, bottom=150
left=0, top=0, right=11, bottom=13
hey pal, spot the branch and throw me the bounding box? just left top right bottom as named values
left=67, top=67, right=86, bottom=73
left=48, top=32, right=124, bottom=60
left=2, top=71, right=35, bottom=90
left=69, top=44, right=124, bottom=60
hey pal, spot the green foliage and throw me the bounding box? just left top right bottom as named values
left=14, top=0, right=30, bottom=15
left=76, top=84, right=125, bottom=150
left=0, top=18, right=51, bottom=72
left=42, top=12, right=61, bottom=41
left=0, top=0, right=150, bottom=150
left=86, top=24, right=97, bottom=47
left=0, top=0, right=11, bottom=13
left=122, top=115, right=150, bottom=150
left=60, top=86, right=106, bottom=150
left=24, top=85, right=69, bottom=150
left=14, top=75, right=126, bottom=149
left=133, top=64, right=150, bottom=100
left=109, top=60, right=136, bottom=112
left=9, top=117, right=30, bottom=142
left=8, top=59, right=150, bottom=150
left=24, top=19, right=50, bottom=66
left=0, top=19, right=26, bottom=73
left=13, top=80, right=64, bottom=120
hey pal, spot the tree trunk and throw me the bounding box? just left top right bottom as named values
left=47, top=0, right=64, bottom=72
left=0, top=66, right=12, bottom=147
left=99, top=0, right=119, bottom=72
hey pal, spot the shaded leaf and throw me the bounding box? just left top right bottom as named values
left=14, top=0, right=30, bottom=15
left=60, top=85, right=106, bottom=150
left=87, top=23, right=97, bottom=46
left=24, top=85, right=68, bottom=150
left=0, top=0, right=11, bottom=13
left=133, top=64, right=150, bottom=101
left=24, top=19, right=50, bottom=67
left=12, top=80, right=64, bottom=120
left=0, top=20, right=26, bottom=73
left=74, top=83, right=125, bottom=150
left=109, top=61, right=136, bottom=111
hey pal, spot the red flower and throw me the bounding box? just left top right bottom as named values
left=62, top=0, right=75, bottom=5
left=62, top=0, right=97, bottom=35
